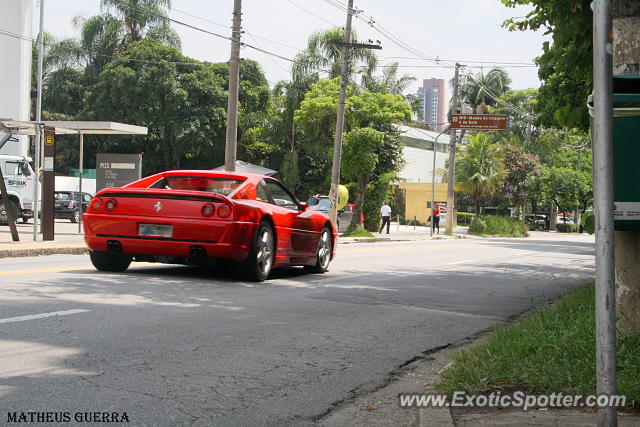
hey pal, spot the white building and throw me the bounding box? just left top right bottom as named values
left=0, top=0, right=33, bottom=157
left=397, top=125, right=450, bottom=183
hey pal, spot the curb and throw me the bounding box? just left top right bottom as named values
left=0, top=246, right=88, bottom=258
left=418, top=407, right=454, bottom=427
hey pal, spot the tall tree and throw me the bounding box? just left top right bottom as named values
left=455, top=133, right=503, bottom=214
left=99, top=0, right=180, bottom=48
left=292, top=27, right=377, bottom=82
left=360, top=62, right=416, bottom=95
left=500, top=0, right=592, bottom=129
left=457, top=67, right=512, bottom=112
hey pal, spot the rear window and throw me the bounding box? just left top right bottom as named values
left=150, top=176, right=243, bottom=196
left=55, top=192, right=73, bottom=201
left=309, top=198, right=330, bottom=211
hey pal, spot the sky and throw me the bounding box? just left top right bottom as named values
left=35, top=0, right=549, bottom=98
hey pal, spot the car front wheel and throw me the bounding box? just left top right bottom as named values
left=305, top=226, right=332, bottom=274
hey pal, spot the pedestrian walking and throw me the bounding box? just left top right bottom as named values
left=432, top=205, right=440, bottom=234
left=379, top=201, right=391, bottom=234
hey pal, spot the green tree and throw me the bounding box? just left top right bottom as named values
left=456, top=133, right=503, bottom=215
left=85, top=39, right=228, bottom=173
left=99, top=0, right=180, bottom=48
left=499, top=145, right=540, bottom=218
left=360, top=62, right=416, bottom=95
left=292, top=27, right=377, bottom=81
left=342, top=127, right=386, bottom=226
left=491, top=88, right=538, bottom=142
left=540, top=166, right=591, bottom=218
left=457, top=67, right=512, bottom=112
left=500, top=0, right=592, bottom=129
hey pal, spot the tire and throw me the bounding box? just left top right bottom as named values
left=305, top=226, right=332, bottom=274
left=21, top=216, right=29, bottom=223
left=89, top=250, right=132, bottom=272
left=71, top=210, right=80, bottom=223
left=240, top=221, right=275, bottom=282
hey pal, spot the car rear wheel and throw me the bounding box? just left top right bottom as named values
left=241, top=221, right=274, bottom=281
left=305, top=226, right=332, bottom=274
left=89, top=250, right=132, bottom=272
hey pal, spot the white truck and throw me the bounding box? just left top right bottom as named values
left=0, top=154, right=35, bottom=223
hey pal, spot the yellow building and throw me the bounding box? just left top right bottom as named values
left=398, top=182, right=448, bottom=224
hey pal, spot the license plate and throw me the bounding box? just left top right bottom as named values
left=138, top=223, right=173, bottom=237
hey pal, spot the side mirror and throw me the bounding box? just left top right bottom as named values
left=299, top=202, right=308, bottom=211
left=307, top=196, right=319, bottom=206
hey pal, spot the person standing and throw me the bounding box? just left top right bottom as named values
left=379, top=201, right=391, bottom=234
left=432, top=204, right=440, bottom=234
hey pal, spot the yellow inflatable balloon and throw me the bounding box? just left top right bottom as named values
left=337, top=185, right=349, bottom=210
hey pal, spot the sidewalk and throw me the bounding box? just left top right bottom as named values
left=339, top=223, right=469, bottom=244
left=0, top=223, right=87, bottom=258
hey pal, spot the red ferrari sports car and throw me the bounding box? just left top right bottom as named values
left=83, top=170, right=337, bottom=281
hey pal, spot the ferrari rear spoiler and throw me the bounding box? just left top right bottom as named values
left=95, top=188, right=234, bottom=204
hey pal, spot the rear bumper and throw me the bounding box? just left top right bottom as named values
left=83, top=213, right=258, bottom=262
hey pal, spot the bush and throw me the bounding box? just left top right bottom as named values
left=342, top=224, right=374, bottom=237
left=556, top=223, right=579, bottom=233
left=457, top=212, right=475, bottom=225
left=468, top=217, right=486, bottom=235
left=468, top=215, right=527, bottom=237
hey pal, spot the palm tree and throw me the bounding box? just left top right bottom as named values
left=456, top=132, right=503, bottom=215
left=99, top=0, right=180, bottom=48
left=360, top=62, right=416, bottom=95
left=456, top=67, right=511, bottom=112
left=292, top=27, right=377, bottom=83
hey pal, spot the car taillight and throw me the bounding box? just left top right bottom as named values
left=91, top=198, right=102, bottom=210
left=201, top=203, right=215, bottom=217
left=104, top=198, right=117, bottom=212
left=217, top=204, right=231, bottom=218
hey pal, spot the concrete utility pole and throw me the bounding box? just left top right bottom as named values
left=592, top=1, right=617, bottom=426
left=328, top=0, right=354, bottom=225
left=613, top=0, right=640, bottom=337
left=445, top=63, right=461, bottom=234
left=430, top=127, right=449, bottom=237
left=33, top=0, right=45, bottom=240
left=224, top=0, right=242, bottom=172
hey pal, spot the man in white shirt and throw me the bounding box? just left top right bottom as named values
left=379, top=201, right=391, bottom=234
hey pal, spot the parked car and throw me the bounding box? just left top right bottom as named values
left=82, top=170, right=337, bottom=281
left=306, top=195, right=356, bottom=233
left=524, top=214, right=547, bottom=229
left=54, top=191, right=93, bottom=223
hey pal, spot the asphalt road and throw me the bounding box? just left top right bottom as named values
left=0, top=234, right=595, bottom=426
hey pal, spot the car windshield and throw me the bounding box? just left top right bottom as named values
left=150, top=176, right=243, bottom=196
left=309, top=198, right=330, bottom=211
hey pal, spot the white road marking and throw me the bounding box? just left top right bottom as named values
left=445, top=259, right=477, bottom=265
left=0, top=309, right=90, bottom=324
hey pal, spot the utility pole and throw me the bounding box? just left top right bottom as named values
left=33, top=0, right=45, bottom=241
left=593, top=1, right=617, bottom=426
left=327, top=0, right=355, bottom=226
left=224, top=0, right=242, bottom=172
left=445, top=63, right=461, bottom=234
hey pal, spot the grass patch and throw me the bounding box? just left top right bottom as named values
left=341, top=224, right=375, bottom=237
left=438, top=284, right=640, bottom=410
left=468, top=215, right=527, bottom=238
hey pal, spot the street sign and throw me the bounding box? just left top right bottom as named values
left=451, top=114, right=507, bottom=130
left=96, top=153, right=142, bottom=191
